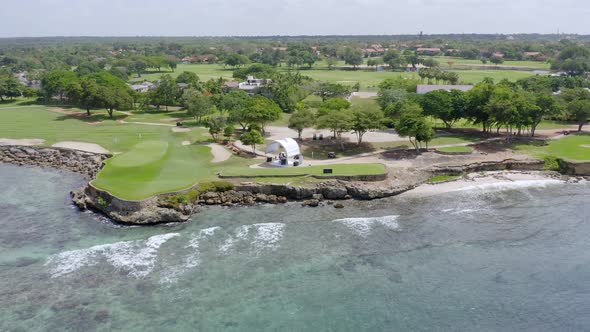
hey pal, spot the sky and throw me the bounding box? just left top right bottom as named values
left=1, top=0, right=589, bottom=37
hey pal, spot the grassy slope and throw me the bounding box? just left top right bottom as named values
left=513, top=134, right=590, bottom=161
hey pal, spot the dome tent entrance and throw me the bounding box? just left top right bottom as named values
left=265, top=138, right=303, bottom=167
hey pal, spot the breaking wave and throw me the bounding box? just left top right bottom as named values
left=46, top=233, right=180, bottom=278
left=219, top=223, right=286, bottom=254
left=452, top=179, right=563, bottom=193
left=333, top=215, right=399, bottom=237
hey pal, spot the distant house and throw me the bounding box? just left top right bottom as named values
left=363, top=44, right=386, bottom=57
left=492, top=52, right=505, bottom=58
left=224, top=81, right=240, bottom=90
left=523, top=52, right=549, bottom=61
left=238, top=76, right=271, bottom=93
left=130, top=81, right=156, bottom=93
left=416, top=84, right=473, bottom=94
left=272, top=47, right=288, bottom=52
left=13, top=72, right=41, bottom=90
left=180, top=55, right=218, bottom=64
left=416, top=47, right=442, bottom=55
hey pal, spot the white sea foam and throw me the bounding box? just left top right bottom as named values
left=333, top=215, right=399, bottom=237
left=46, top=233, right=179, bottom=278
left=160, top=227, right=220, bottom=284
left=218, top=223, right=286, bottom=254
left=453, top=179, right=563, bottom=193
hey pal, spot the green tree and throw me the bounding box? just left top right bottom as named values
left=223, top=125, right=235, bottom=141
left=224, top=54, right=250, bottom=68
left=530, top=93, right=558, bottom=136
left=326, top=57, right=338, bottom=70
left=288, top=106, right=316, bottom=139
left=153, top=74, right=180, bottom=111
left=395, top=106, right=434, bottom=152
left=40, top=70, right=78, bottom=101
left=420, top=90, right=464, bottom=129
left=314, top=82, right=351, bottom=101
left=342, top=47, right=364, bottom=69
left=383, top=49, right=406, bottom=70
left=207, top=117, right=226, bottom=142
left=176, top=71, right=202, bottom=90
left=219, top=90, right=249, bottom=116
left=350, top=107, right=384, bottom=145
left=183, top=89, right=214, bottom=123
left=240, top=130, right=265, bottom=153
left=0, top=76, right=23, bottom=101
left=318, top=98, right=351, bottom=116
left=316, top=109, right=353, bottom=149
left=243, top=95, right=282, bottom=133
left=96, top=86, right=133, bottom=118
left=567, top=99, right=590, bottom=132
left=66, top=78, right=100, bottom=115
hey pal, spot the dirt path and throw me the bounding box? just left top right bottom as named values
left=51, top=141, right=109, bottom=154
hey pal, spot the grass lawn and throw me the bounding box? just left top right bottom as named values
left=428, top=174, right=462, bottom=183
left=437, top=146, right=474, bottom=153
left=513, top=134, right=590, bottom=161
left=92, top=141, right=218, bottom=200
left=429, top=56, right=550, bottom=69
left=135, top=63, right=538, bottom=91
left=221, top=163, right=386, bottom=177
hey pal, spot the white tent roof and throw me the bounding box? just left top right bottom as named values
left=265, top=138, right=301, bottom=159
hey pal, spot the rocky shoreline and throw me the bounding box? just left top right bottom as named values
left=3, top=144, right=590, bottom=225
left=0, top=145, right=109, bottom=179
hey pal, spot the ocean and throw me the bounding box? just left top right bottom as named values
left=1, top=163, right=589, bottom=331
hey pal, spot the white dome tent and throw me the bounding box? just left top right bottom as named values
left=265, top=138, right=303, bottom=167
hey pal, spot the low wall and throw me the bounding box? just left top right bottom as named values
left=219, top=172, right=388, bottom=182
left=430, top=159, right=545, bottom=175
left=561, top=160, right=590, bottom=176
left=0, top=145, right=110, bottom=179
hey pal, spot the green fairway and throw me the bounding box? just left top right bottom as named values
left=428, top=56, right=550, bottom=69
left=136, top=63, right=538, bottom=91
left=514, top=134, right=590, bottom=161
left=221, top=163, right=386, bottom=177
left=92, top=141, right=217, bottom=200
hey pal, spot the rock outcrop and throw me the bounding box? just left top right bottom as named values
left=0, top=145, right=109, bottom=179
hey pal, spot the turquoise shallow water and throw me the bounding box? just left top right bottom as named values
left=1, top=163, right=590, bottom=331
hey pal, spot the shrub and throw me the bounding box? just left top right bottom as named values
left=199, top=181, right=234, bottom=193
left=97, top=196, right=107, bottom=206
left=543, top=156, right=560, bottom=171
left=543, top=155, right=569, bottom=174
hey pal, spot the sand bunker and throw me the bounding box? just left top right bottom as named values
left=181, top=141, right=191, bottom=146
left=207, top=143, right=232, bottom=163
left=0, top=138, right=45, bottom=146
left=51, top=141, right=109, bottom=154
left=172, top=127, right=191, bottom=133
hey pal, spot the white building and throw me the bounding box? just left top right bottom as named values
left=239, top=76, right=271, bottom=92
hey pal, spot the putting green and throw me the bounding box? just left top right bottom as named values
left=109, top=141, right=169, bottom=168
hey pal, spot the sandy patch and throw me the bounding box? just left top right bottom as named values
left=182, top=141, right=191, bottom=146
left=172, top=127, right=191, bottom=133
left=160, top=118, right=182, bottom=123
left=48, top=108, right=87, bottom=116
left=0, top=138, right=45, bottom=146
left=207, top=143, right=232, bottom=163
left=405, top=171, right=562, bottom=197
left=52, top=141, right=109, bottom=154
